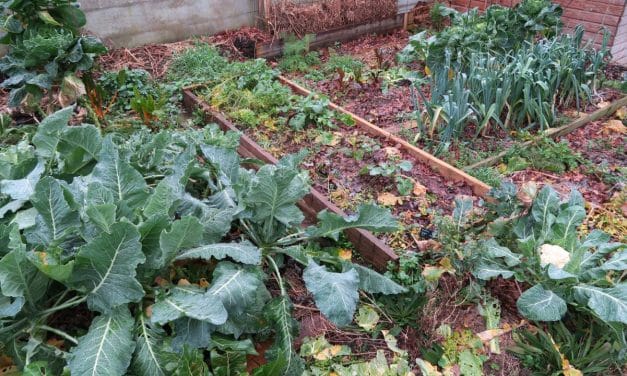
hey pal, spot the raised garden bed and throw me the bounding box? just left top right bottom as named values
left=182, top=88, right=398, bottom=268
left=276, top=30, right=626, bottom=214
left=184, top=74, right=486, bottom=254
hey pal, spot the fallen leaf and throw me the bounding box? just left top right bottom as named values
left=413, top=181, right=427, bottom=196
left=177, top=279, right=191, bottom=286
left=414, top=239, right=442, bottom=252
left=0, top=355, right=12, bottom=368
left=199, top=278, right=209, bottom=288
left=383, top=146, right=402, bottom=158
left=402, top=120, right=418, bottom=129
left=378, top=192, right=402, bottom=206
left=615, top=106, right=627, bottom=120
left=601, top=119, right=627, bottom=135
left=596, top=101, right=610, bottom=109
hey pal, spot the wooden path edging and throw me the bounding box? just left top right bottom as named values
left=255, top=15, right=404, bottom=59
left=466, top=95, right=627, bottom=170
left=182, top=88, right=399, bottom=269
left=277, top=76, right=493, bottom=198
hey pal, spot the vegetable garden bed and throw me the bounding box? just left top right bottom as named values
left=184, top=71, right=484, bottom=254
left=273, top=19, right=626, bottom=225
left=182, top=88, right=398, bottom=268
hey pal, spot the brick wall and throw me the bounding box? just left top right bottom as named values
left=611, top=4, right=627, bottom=64
left=448, top=0, right=626, bottom=62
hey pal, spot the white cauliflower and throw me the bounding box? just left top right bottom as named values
left=539, top=244, right=571, bottom=269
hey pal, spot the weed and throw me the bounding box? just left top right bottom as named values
left=167, top=43, right=228, bottom=86
left=468, top=167, right=503, bottom=187
left=278, top=34, right=320, bottom=73
left=504, top=137, right=582, bottom=173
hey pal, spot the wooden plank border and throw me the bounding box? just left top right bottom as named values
left=255, top=15, right=404, bottom=59
left=465, top=95, right=627, bottom=170
left=182, top=88, right=399, bottom=269
left=277, top=76, right=493, bottom=198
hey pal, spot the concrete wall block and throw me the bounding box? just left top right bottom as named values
left=80, top=0, right=256, bottom=47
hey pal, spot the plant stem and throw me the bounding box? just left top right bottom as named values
left=35, top=325, right=78, bottom=345
left=39, top=296, right=86, bottom=317
left=266, top=255, right=286, bottom=297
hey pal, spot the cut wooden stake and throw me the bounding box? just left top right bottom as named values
left=182, top=88, right=398, bottom=269
left=466, top=95, right=627, bottom=170
left=278, top=76, right=493, bottom=198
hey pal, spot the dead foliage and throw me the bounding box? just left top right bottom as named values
left=98, top=40, right=194, bottom=79
left=266, top=0, right=397, bottom=37
left=210, top=27, right=272, bottom=58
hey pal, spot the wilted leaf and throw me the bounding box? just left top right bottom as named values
left=356, top=306, right=379, bottom=331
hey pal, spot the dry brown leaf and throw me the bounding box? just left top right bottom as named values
left=177, top=279, right=191, bottom=286
left=601, top=119, right=627, bottom=135
left=413, top=181, right=427, bottom=196
left=378, top=192, right=402, bottom=206
left=415, top=239, right=442, bottom=252
left=615, top=106, right=627, bottom=120
left=199, top=278, right=209, bottom=288
left=402, top=120, right=418, bottom=129
left=596, top=101, right=610, bottom=109
left=383, top=146, right=401, bottom=158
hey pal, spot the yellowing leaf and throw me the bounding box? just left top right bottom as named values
left=378, top=192, right=402, bottom=206
left=356, top=306, right=379, bottom=331
left=59, top=74, right=86, bottom=107
left=338, top=248, right=352, bottom=261
left=425, top=66, right=432, bottom=76
left=382, top=330, right=406, bottom=355
left=421, top=265, right=447, bottom=282
left=38, top=10, right=62, bottom=26
left=439, top=257, right=455, bottom=273
left=416, top=359, right=442, bottom=376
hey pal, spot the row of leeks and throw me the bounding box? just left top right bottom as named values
left=409, top=26, right=611, bottom=154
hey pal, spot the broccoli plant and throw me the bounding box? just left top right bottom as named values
left=0, top=107, right=405, bottom=375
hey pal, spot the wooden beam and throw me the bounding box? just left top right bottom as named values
left=255, top=15, right=404, bottom=59
left=182, top=88, right=399, bottom=269
left=278, top=76, right=493, bottom=198
left=466, top=95, right=627, bottom=170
